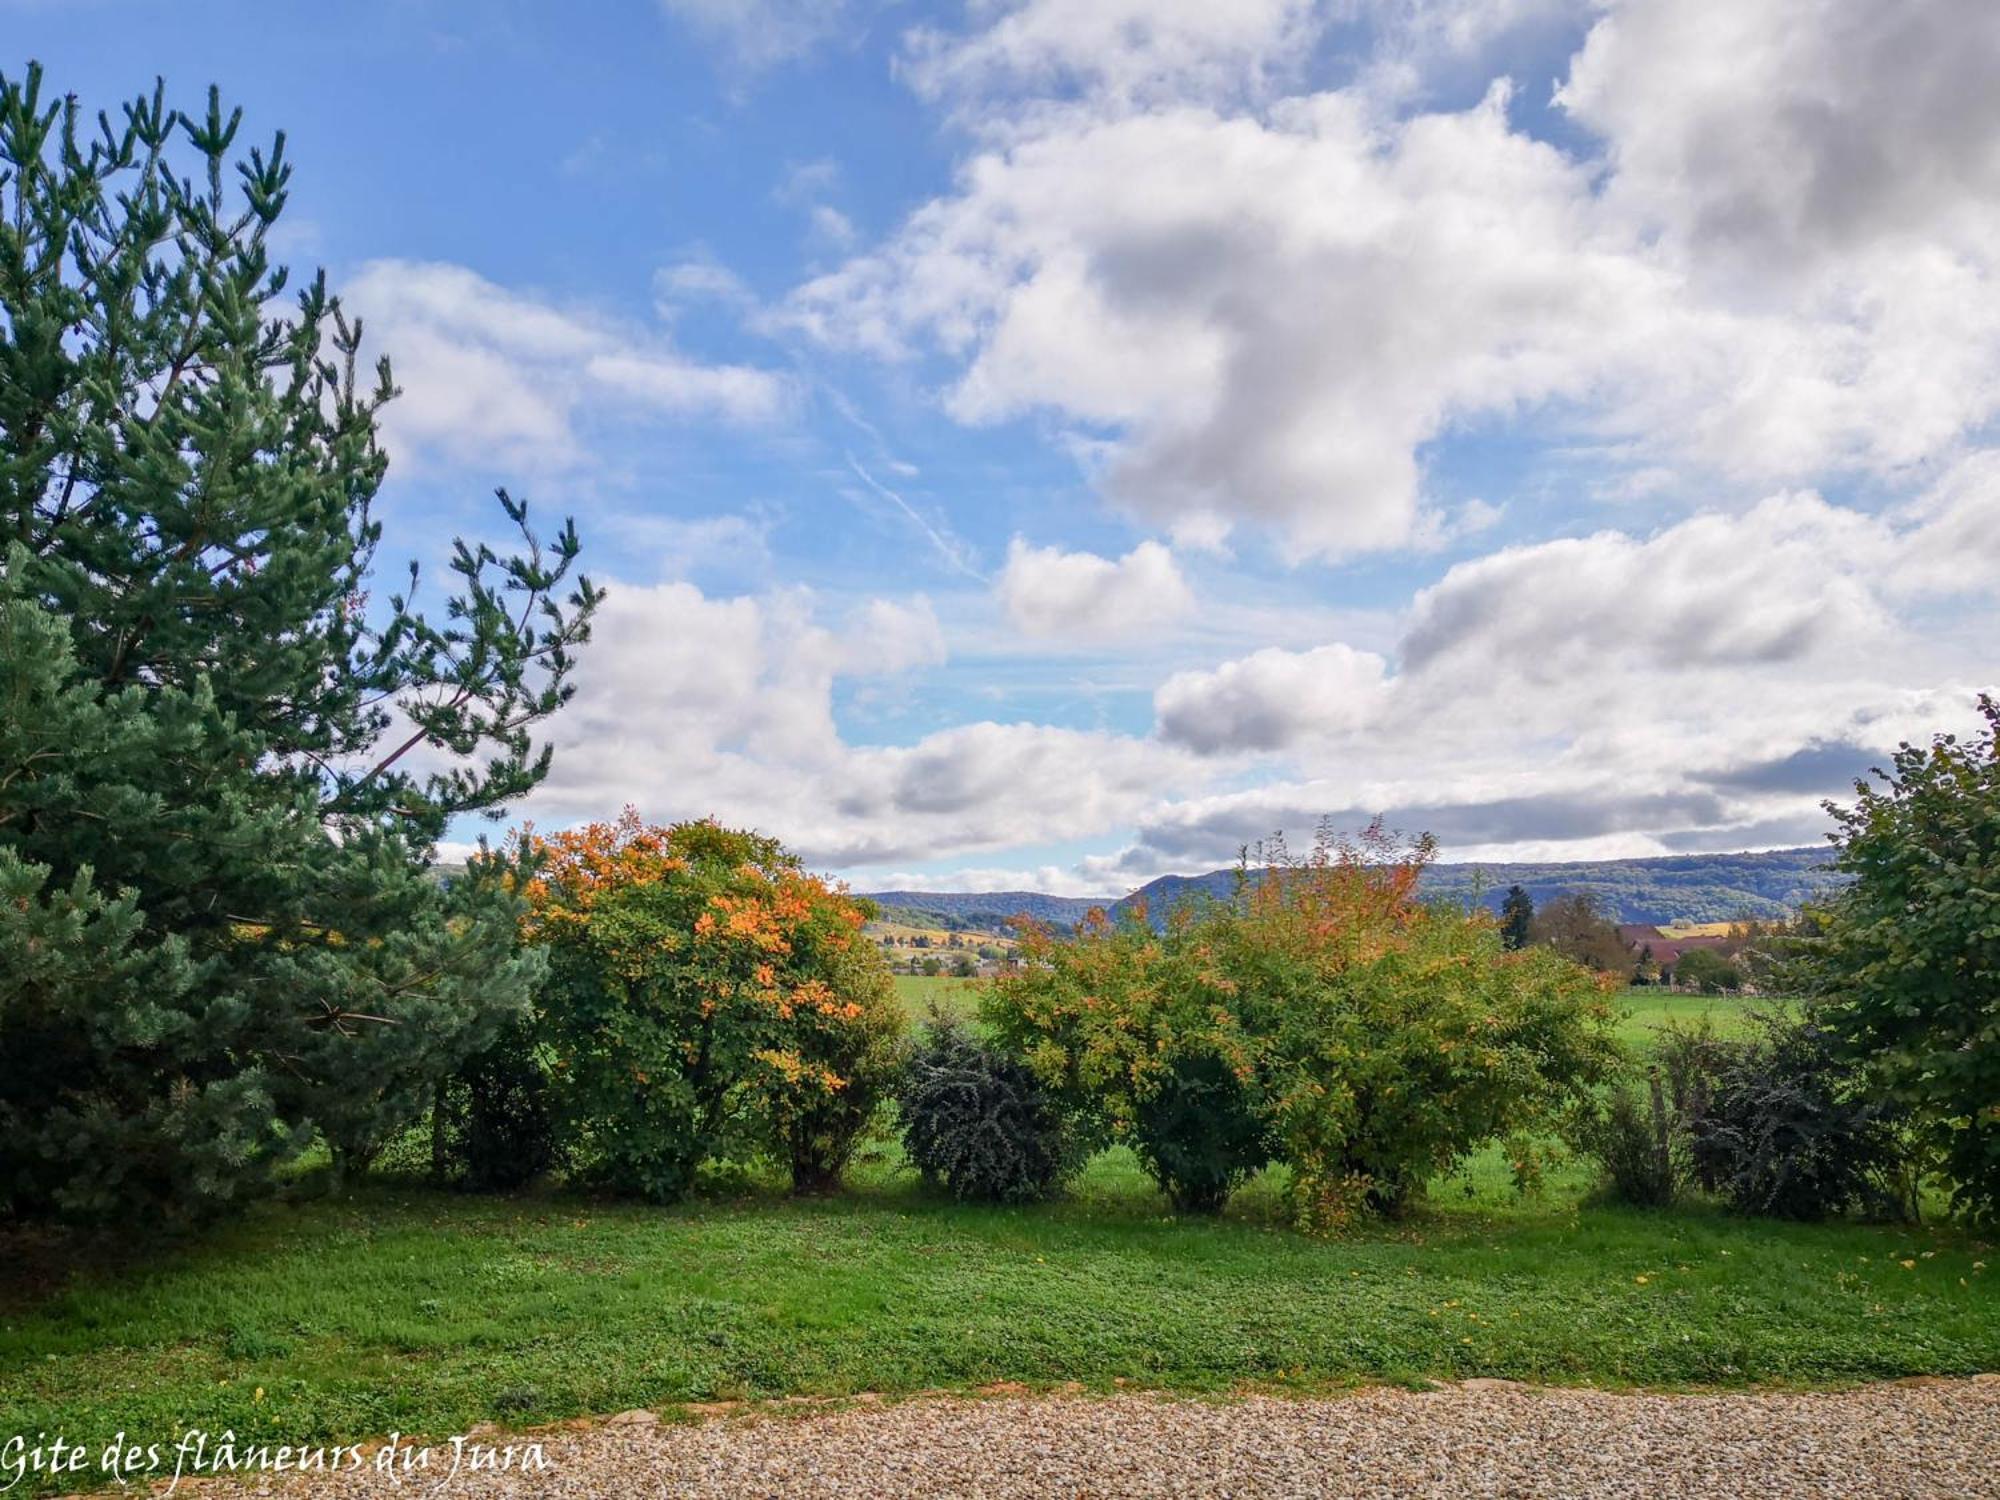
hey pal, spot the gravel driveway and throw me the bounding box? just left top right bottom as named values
left=227, top=1379, right=2000, bottom=1499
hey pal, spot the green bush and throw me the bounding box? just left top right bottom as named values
left=984, top=907, right=1272, bottom=1213
left=1688, top=1009, right=1913, bottom=1222
left=989, top=826, right=1622, bottom=1227
left=526, top=814, right=903, bottom=1202
left=1805, top=696, right=2000, bottom=1225
left=436, top=1018, right=562, bottom=1191
left=1673, top=947, right=1743, bottom=994
left=1578, top=1012, right=1913, bottom=1221
left=1574, top=1020, right=1729, bottom=1207
left=898, top=1016, right=1084, bottom=1203
left=1130, top=1052, right=1274, bottom=1214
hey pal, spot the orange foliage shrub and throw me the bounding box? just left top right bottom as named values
left=521, top=811, right=902, bottom=1198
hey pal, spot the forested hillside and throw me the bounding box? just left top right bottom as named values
left=864, top=847, right=1845, bottom=931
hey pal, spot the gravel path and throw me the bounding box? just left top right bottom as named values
left=224, top=1379, right=2000, bottom=1499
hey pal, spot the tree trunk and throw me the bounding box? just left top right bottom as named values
left=1647, top=1064, right=1674, bottom=1201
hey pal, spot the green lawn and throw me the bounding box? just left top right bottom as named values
left=891, top=972, right=983, bottom=1024
left=2, top=1141, right=1994, bottom=1484
left=5, top=982, right=1985, bottom=1491
left=1612, top=987, right=1760, bottom=1048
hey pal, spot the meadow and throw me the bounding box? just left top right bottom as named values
left=895, top=973, right=1761, bottom=1045
left=3, top=982, right=1992, bottom=1479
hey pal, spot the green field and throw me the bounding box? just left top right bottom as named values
left=895, top=975, right=1760, bottom=1049
left=891, top=972, right=983, bottom=1023
left=1612, top=987, right=1760, bottom=1047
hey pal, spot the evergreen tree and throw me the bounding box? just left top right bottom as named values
left=1499, top=884, right=1534, bottom=950
left=0, top=65, right=598, bottom=1221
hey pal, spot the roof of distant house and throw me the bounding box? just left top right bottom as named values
left=1618, top=923, right=1740, bottom=968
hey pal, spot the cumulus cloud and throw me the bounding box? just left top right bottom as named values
left=1889, top=451, right=2000, bottom=598
left=790, top=85, right=1638, bottom=557
left=345, top=260, right=788, bottom=472
left=1400, top=491, right=1897, bottom=682
left=506, top=0, right=2000, bottom=890
left=1155, top=643, right=1390, bottom=753
left=996, top=538, right=1193, bottom=639
left=1559, top=0, right=2000, bottom=272
left=785, top=0, right=2000, bottom=558
left=520, top=580, right=1197, bottom=870
left=1097, top=480, right=1997, bottom=874
left=840, top=597, right=949, bottom=675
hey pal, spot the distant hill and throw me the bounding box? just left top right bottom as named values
left=863, top=846, right=1846, bottom=932
left=856, top=890, right=1101, bottom=931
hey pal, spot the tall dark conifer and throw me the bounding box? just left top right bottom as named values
left=0, top=65, right=599, bottom=1220
left=1499, top=885, right=1535, bottom=950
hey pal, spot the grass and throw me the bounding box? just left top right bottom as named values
left=1612, top=987, right=1760, bottom=1048
left=891, top=972, right=983, bottom=1024
left=6, top=981, right=1986, bottom=1491
left=894, top=976, right=1760, bottom=1049
left=2, top=1137, right=1994, bottom=1481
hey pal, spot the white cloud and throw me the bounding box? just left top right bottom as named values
left=1559, top=0, right=2000, bottom=273
left=1091, top=480, right=1997, bottom=871
left=521, top=580, right=1198, bottom=870
left=900, top=0, right=1322, bottom=112
left=785, top=0, right=2000, bottom=560
left=1155, top=643, right=1390, bottom=754
left=809, top=204, right=859, bottom=248
left=656, top=0, right=854, bottom=72
left=840, top=597, right=948, bottom=675
left=655, top=257, right=758, bottom=311
left=345, top=260, right=788, bottom=472
left=457, top=0, right=2000, bottom=892
left=1891, top=451, right=2000, bottom=598
left=858, top=864, right=1118, bottom=899
left=997, top=538, right=1194, bottom=639
left=511, top=475, right=1994, bottom=888
left=791, top=85, right=1641, bottom=558
left=1400, top=491, right=1898, bottom=682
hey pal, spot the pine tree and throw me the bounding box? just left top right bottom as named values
left=1499, top=885, right=1534, bottom=951
left=0, top=65, right=599, bottom=1221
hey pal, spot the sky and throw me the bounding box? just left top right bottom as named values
left=11, top=0, right=1999, bottom=896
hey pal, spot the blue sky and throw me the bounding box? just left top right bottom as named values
left=12, top=0, right=1998, bottom=894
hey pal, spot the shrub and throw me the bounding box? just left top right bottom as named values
left=524, top=813, right=903, bottom=1201
left=1572, top=1021, right=1728, bottom=1207
left=1131, top=1053, right=1274, bottom=1214
left=986, top=905, right=1272, bottom=1213
left=435, top=1018, right=562, bottom=1191
left=1580, top=1011, right=1914, bottom=1220
left=1576, top=1083, right=1677, bottom=1207
left=1673, top=947, right=1743, bottom=994
left=898, top=1016, right=1083, bottom=1203
left=1804, top=696, right=2000, bottom=1225
left=755, top=942, right=906, bottom=1194
left=989, top=825, right=1622, bottom=1226
left=1688, top=1008, right=1913, bottom=1222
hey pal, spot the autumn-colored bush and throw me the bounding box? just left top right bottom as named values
left=987, top=825, right=1622, bottom=1227
left=521, top=812, right=903, bottom=1200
